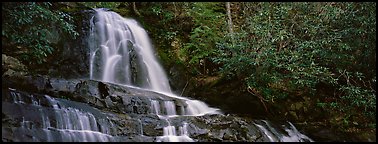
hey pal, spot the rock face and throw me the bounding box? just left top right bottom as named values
left=2, top=75, right=314, bottom=142
left=46, top=9, right=94, bottom=79
left=2, top=54, right=28, bottom=77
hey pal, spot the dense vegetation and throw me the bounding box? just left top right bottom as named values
left=2, top=2, right=78, bottom=65
left=2, top=2, right=375, bottom=135
left=125, top=2, right=376, bottom=130
left=215, top=3, right=376, bottom=125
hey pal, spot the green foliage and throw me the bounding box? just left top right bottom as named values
left=334, top=71, right=376, bottom=119
left=215, top=3, right=334, bottom=99
left=144, top=3, right=178, bottom=41
left=184, top=25, right=218, bottom=64
left=80, top=2, right=120, bottom=10
left=213, top=2, right=376, bottom=121
left=132, top=2, right=226, bottom=71
left=2, top=2, right=78, bottom=65
left=181, top=2, right=226, bottom=72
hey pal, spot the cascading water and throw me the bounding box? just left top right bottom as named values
left=88, top=8, right=221, bottom=142
left=7, top=88, right=116, bottom=142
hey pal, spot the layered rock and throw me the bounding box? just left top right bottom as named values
left=2, top=75, right=313, bottom=142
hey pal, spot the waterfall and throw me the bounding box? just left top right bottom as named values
left=89, top=8, right=171, bottom=92
left=2, top=9, right=316, bottom=142
left=86, top=8, right=314, bottom=142
left=88, top=8, right=222, bottom=142
left=89, top=8, right=221, bottom=115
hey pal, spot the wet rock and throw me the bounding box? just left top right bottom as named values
left=2, top=75, right=43, bottom=94
left=105, top=96, right=114, bottom=108
left=3, top=75, right=185, bottom=114
left=115, top=95, right=147, bottom=114
left=98, top=82, right=109, bottom=99
left=95, top=98, right=106, bottom=108
left=74, top=80, right=101, bottom=99
left=109, top=94, right=121, bottom=103
left=138, top=115, right=166, bottom=136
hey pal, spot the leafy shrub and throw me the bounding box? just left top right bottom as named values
left=213, top=2, right=375, bottom=121
left=181, top=2, right=226, bottom=72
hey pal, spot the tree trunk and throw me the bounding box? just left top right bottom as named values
left=226, top=2, right=234, bottom=34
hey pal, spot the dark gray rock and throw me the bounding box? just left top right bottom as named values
left=2, top=75, right=316, bottom=142
left=46, top=9, right=95, bottom=79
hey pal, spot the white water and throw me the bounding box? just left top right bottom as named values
left=164, top=101, right=177, bottom=115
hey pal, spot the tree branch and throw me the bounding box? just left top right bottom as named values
left=133, top=2, right=141, bottom=16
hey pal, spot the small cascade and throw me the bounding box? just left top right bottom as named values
left=163, top=123, right=177, bottom=136
left=253, top=120, right=314, bottom=142
left=254, top=121, right=279, bottom=142
left=156, top=118, right=194, bottom=142
left=151, top=100, right=161, bottom=115
left=10, top=89, right=25, bottom=104
left=21, top=117, right=34, bottom=129
left=179, top=122, right=189, bottom=136
left=164, top=101, right=177, bottom=116
left=138, top=119, right=144, bottom=136
left=281, top=122, right=314, bottom=142
left=150, top=99, right=194, bottom=142
left=7, top=88, right=116, bottom=142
